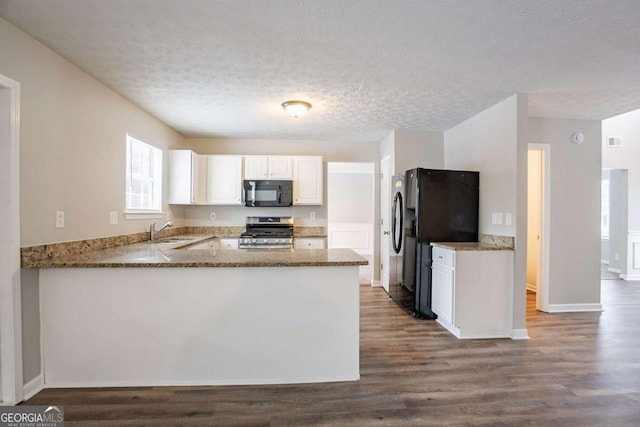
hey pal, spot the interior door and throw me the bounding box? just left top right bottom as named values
left=380, top=156, right=391, bottom=292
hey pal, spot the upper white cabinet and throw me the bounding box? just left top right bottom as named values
left=168, top=150, right=207, bottom=204
left=169, top=151, right=322, bottom=206
left=292, top=156, right=323, bottom=205
left=244, top=156, right=292, bottom=179
left=206, top=155, right=243, bottom=205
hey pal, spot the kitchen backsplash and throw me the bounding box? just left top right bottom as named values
left=480, top=234, right=515, bottom=249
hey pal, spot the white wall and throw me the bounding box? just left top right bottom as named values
left=443, top=94, right=528, bottom=333
left=602, top=109, right=640, bottom=279
left=603, top=110, right=640, bottom=229
left=0, top=18, right=187, bottom=387
left=528, top=117, right=601, bottom=306
left=0, top=18, right=186, bottom=247
left=445, top=97, right=519, bottom=237
left=380, top=130, right=444, bottom=177
left=608, top=170, right=627, bottom=275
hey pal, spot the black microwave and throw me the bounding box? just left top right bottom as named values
left=243, top=180, right=293, bottom=207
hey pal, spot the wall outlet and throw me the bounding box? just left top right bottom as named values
left=210, top=212, right=216, bottom=221
left=310, top=211, right=316, bottom=220
left=109, top=211, right=118, bottom=225
left=505, top=213, right=512, bottom=226
left=55, top=211, right=65, bottom=228
left=615, top=253, right=620, bottom=261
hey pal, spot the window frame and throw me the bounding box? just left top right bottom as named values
left=125, top=134, right=163, bottom=214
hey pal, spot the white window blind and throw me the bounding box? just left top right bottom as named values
left=126, top=135, right=162, bottom=212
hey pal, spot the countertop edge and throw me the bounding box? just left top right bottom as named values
left=31, top=260, right=368, bottom=268
left=431, top=242, right=514, bottom=251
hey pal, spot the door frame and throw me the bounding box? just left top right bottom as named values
left=528, top=143, right=550, bottom=312
left=380, top=155, right=391, bottom=291
left=0, top=73, right=23, bottom=405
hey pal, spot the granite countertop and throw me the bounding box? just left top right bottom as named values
left=431, top=242, right=514, bottom=251
left=29, top=234, right=367, bottom=268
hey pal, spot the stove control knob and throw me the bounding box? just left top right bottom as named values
left=252, top=238, right=257, bottom=243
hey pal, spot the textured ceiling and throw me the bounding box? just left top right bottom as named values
left=1, top=0, right=640, bottom=141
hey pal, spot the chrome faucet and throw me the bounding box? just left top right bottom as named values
left=150, top=221, right=173, bottom=241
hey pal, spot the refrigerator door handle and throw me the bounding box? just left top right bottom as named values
left=392, top=192, right=403, bottom=254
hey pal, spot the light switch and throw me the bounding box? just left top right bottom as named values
left=505, top=213, right=512, bottom=226
left=492, top=213, right=503, bottom=225
left=310, top=211, right=316, bottom=219
left=55, top=211, right=64, bottom=228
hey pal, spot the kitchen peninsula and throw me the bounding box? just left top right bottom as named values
left=27, top=235, right=367, bottom=388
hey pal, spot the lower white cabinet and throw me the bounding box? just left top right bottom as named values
left=431, top=245, right=513, bottom=339
left=219, top=238, right=239, bottom=250
left=187, top=238, right=239, bottom=250
left=293, top=238, right=326, bottom=249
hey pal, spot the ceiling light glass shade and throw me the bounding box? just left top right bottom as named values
left=282, top=100, right=311, bottom=118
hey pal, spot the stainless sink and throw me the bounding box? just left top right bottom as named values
left=153, top=238, right=195, bottom=244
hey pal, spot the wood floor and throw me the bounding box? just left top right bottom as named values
left=25, top=280, right=640, bottom=426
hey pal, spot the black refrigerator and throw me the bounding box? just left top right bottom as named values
left=388, top=168, right=479, bottom=318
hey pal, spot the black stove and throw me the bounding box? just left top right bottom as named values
left=239, top=216, right=294, bottom=249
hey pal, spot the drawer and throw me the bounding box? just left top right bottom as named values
left=432, top=246, right=454, bottom=268
left=294, top=238, right=325, bottom=249
left=219, top=238, right=239, bottom=249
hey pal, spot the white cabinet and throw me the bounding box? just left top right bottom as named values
left=294, top=237, right=326, bottom=249
left=186, top=239, right=218, bottom=250
left=219, top=238, right=239, bottom=250
left=292, top=156, right=323, bottom=205
left=244, top=156, right=292, bottom=179
left=168, top=150, right=207, bottom=204
left=431, top=250, right=454, bottom=326
left=431, top=245, right=513, bottom=339
left=206, top=155, right=243, bottom=205
left=187, top=238, right=238, bottom=250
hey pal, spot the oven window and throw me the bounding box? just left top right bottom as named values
left=255, top=189, right=278, bottom=201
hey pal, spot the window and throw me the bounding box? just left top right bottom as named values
left=125, top=135, right=162, bottom=212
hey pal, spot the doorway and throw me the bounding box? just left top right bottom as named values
left=527, top=144, right=550, bottom=312
left=0, top=74, right=22, bottom=405
left=380, top=156, right=391, bottom=292
left=327, top=162, right=375, bottom=284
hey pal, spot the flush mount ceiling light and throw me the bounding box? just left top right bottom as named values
left=282, top=100, right=312, bottom=118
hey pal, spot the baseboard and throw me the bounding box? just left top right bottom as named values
left=511, top=329, right=530, bottom=340
left=608, top=267, right=621, bottom=274
left=620, top=273, right=640, bottom=281
left=526, top=283, right=537, bottom=293
left=23, top=374, right=44, bottom=401
left=371, top=280, right=381, bottom=287
left=547, top=303, right=603, bottom=313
